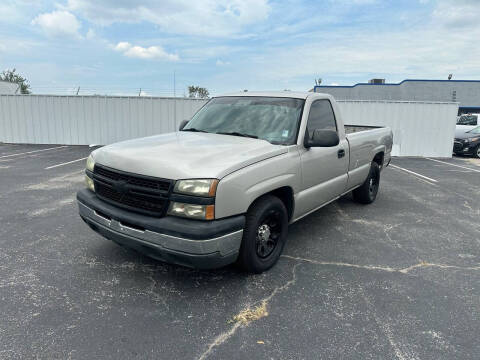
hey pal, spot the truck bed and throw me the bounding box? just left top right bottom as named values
left=344, top=125, right=383, bottom=134
left=344, top=124, right=393, bottom=186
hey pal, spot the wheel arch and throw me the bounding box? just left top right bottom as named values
left=247, top=186, right=295, bottom=222
left=373, top=151, right=385, bottom=168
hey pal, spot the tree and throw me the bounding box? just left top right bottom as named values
left=188, top=85, right=209, bottom=99
left=0, top=68, right=31, bottom=94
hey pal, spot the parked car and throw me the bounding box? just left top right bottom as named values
left=453, top=125, right=480, bottom=158
left=77, top=92, right=393, bottom=273
left=456, top=113, right=479, bottom=132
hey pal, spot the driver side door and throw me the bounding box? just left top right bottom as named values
left=297, top=100, right=349, bottom=216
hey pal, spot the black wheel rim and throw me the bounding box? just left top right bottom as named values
left=368, top=171, right=379, bottom=197
left=256, top=210, right=281, bottom=258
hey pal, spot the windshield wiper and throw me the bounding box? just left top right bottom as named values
left=181, top=128, right=209, bottom=133
left=216, top=131, right=258, bottom=139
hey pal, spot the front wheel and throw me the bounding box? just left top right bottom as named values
left=237, top=195, right=288, bottom=273
left=353, top=162, right=380, bottom=204
left=474, top=145, right=480, bottom=159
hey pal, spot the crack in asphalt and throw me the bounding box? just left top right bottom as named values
left=281, top=255, right=480, bottom=274
left=197, top=263, right=300, bottom=360
left=358, top=286, right=418, bottom=360
left=197, top=252, right=479, bottom=360
left=334, top=204, right=418, bottom=258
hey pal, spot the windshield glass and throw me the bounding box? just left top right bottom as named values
left=457, top=114, right=478, bottom=125
left=183, top=96, right=305, bottom=145
left=467, top=125, right=480, bottom=134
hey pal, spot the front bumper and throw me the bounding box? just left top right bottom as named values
left=77, top=189, right=245, bottom=269
left=453, top=141, right=476, bottom=155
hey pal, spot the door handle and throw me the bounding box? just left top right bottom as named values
left=338, top=149, right=345, bottom=158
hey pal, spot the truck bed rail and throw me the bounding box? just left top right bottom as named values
left=345, top=125, right=384, bottom=134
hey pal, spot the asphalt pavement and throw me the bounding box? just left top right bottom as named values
left=0, top=144, right=479, bottom=359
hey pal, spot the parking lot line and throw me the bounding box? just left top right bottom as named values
left=45, top=157, right=88, bottom=170
left=389, top=164, right=438, bottom=184
left=0, top=146, right=68, bottom=159
left=425, top=158, right=480, bottom=174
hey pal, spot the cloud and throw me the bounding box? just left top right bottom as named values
left=114, top=42, right=131, bottom=52
left=62, top=0, right=270, bottom=37
left=225, top=0, right=480, bottom=89
left=216, top=59, right=230, bottom=66
left=432, top=0, right=480, bottom=29
left=113, top=42, right=179, bottom=61
left=86, top=28, right=95, bottom=39
left=333, top=0, right=377, bottom=4
left=31, top=10, right=81, bottom=38
left=0, top=1, right=44, bottom=24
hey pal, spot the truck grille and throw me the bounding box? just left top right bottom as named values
left=92, top=164, right=172, bottom=216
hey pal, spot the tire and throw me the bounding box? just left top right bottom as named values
left=474, top=145, right=480, bottom=159
left=353, top=162, right=380, bottom=204
left=237, top=195, right=288, bottom=273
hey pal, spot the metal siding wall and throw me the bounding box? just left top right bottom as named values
left=0, top=95, right=457, bottom=157
left=337, top=100, right=458, bottom=157
left=0, top=95, right=207, bottom=146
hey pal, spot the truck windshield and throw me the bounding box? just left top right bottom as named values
left=183, top=96, right=305, bottom=145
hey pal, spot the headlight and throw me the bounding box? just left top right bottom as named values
left=85, top=155, right=95, bottom=192
left=86, top=155, right=95, bottom=172
left=468, top=137, right=480, bottom=142
left=168, top=202, right=214, bottom=220
left=85, top=175, right=95, bottom=192
left=174, top=179, right=218, bottom=197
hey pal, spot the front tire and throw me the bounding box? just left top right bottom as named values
left=237, top=195, right=288, bottom=273
left=353, top=162, right=380, bottom=204
left=474, top=145, right=480, bottom=159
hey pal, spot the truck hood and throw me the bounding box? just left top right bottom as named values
left=92, top=132, right=288, bottom=180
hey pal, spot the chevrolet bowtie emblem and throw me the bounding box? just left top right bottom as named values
left=113, top=180, right=129, bottom=195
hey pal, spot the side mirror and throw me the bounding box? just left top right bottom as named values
left=304, top=129, right=339, bottom=148
left=179, top=119, right=189, bottom=131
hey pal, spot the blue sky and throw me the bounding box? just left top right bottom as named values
left=1, top=0, right=479, bottom=96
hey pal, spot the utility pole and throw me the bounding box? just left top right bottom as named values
left=173, top=71, right=176, bottom=97
left=138, top=88, right=141, bottom=96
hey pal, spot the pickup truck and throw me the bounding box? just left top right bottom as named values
left=77, top=92, right=393, bottom=273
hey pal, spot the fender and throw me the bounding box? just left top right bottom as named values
left=215, top=149, right=302, bottom=219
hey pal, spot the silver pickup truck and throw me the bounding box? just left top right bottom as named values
left=77, top=92, right=393, bottom=273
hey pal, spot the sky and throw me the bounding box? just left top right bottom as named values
left=1, top=0, right=480, bottom=96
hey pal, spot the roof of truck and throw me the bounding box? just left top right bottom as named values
left=217, top=91, right=329, bottom=100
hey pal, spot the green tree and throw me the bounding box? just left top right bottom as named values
left=188, top=85, right=209, bottom=99
left=0, top=68, right=31, bottom=94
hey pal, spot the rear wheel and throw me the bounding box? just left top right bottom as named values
left=353, top=162, right=380, bottom=204
left=237, top=195, right=288, bottom=273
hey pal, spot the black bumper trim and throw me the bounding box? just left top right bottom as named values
left=77, top=189, right=245, bottom=240
left=81, top=215, right=239, bottom=269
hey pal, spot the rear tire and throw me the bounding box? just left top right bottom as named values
left=237, top=195, right=288, bottom=273
left=353, top=162, right=380, bottom=204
